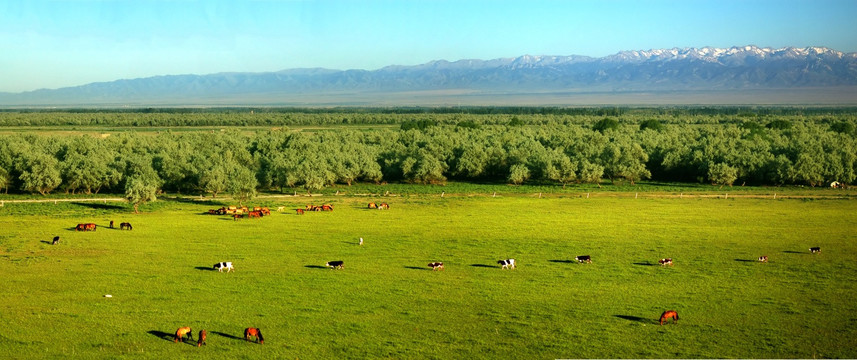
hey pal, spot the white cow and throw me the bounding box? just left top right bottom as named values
left=498, top=259, right=516, bottom=269
left=214, top=262, right=234, bottom=272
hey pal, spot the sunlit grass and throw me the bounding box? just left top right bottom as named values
left=0, top=196, right=855, bottom=358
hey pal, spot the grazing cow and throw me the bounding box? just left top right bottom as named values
left=51, top=236, right=60, bottom=245
left=659, top=310, right=679, bottom=325
left=325, top=260, right=344, bottom=269
left=120, top=222, right=132, bottom=230
left=378, top=203, right=390, bottom=210
left=428, top=262, right=444, bottom=271
left=109, top=220, right=114, bottom=229
left=197, top=330, right=207, bottom=347
left=659, top=258, right=673, bottom=266
left=245, top=327, right=264, bottom=344
left=295, top=209, right=304, bottom=215
left=574, top=255, right=592, bottom=263
left=368, top=202, right=378, bottom=209
left=810, top=247, right=821, bottom=254
left=759, top=255, right=768, bottom=263
left=214, top=262, right=234, bottom=273
left=498, top=259, right=516, bottom=269
left=175, top=326, right=193, bottom=343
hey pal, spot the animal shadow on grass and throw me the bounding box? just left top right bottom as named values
left=470, top=264, right=499, bottom=268
left=195, top=266, right=216, bottom=271
left=782, top=250, right=805, bottom=254
left=405, top=266, right=430, bottom=271
left=210, top=331, right=245, bottom=342
left=147, top=330, right=176, bottom=343
left=40, top=240, right=53, bottom=245
left=71, top=202, right=125, bottom=211
left=614, top=315, right=656, bottom=324
left=548, top=259, right=575, bottom=264
left=633, top=261, right=657, bottom=266
left=304, top=265, right=328, bottom=269
left=734, top=259, right=757, bottom=262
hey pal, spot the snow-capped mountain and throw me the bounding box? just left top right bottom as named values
left=2, top=46, right=855, bottom=106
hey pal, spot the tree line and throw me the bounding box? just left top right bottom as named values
left=0, top=116, right=855, bottom=199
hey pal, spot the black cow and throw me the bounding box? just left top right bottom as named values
left=326, top=260, right=344, bottom=269
left=810, top=247, right=821, bottom=254
left=574, top=255, right=592, bottom=263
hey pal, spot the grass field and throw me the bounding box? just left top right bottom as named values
left=1, top=195, right=855, bottom=358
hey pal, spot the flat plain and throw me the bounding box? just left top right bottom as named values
left=1, top=195, right=855, bottom=358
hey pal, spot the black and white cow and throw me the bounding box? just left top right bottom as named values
left=428, top=262, right=444, bottom=271
left=51, top=236, right=60, bottom=245
left=758, top=255, right=768, bottom=262
left=574, top=255, right=592, bottom=263
left=213, top=261, right=234, bottom=272
left=810, top=247, right=821, bottom=254
left=498, top=259, right=516, bottom=269
left=658, top=258, right=673, bottom=266
left=326, top=260, right=344, bottom=269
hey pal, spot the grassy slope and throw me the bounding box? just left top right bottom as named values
left=0, top=196, right=855, bottom=359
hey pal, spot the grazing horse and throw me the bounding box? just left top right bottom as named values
left=120, top=222, right=132, bottom=230
left=659, top=310, right=679, bottom=325
left=233, top=214, right=244, bottom=220
left=296, top=209, right=305, bottom=215
left=321, top=204, right=333, bottom=211
left=378, top=203, right=390, bottom=210
left=810, top=247, right=821, bottom=254
left=175, top=326, right=193, bottom=343
left=368, top=202, right=378, bottom=209
left=109, top=220, right=114, bottom=229
left=197, top=330, right=207, bottom=347
left=574, top=255, right=592, bottom=263
left=244, top=327, right=264, bottom=344
left=759, top=255, right=768, bottom=262
left=428, top=262, right=444, bottom=270
left=214, top=262, right=234, bottom=272
left=51, top=236, right=60, bottom=245
left=326, top=260, right=344, bottom=269
left=247, top=211, right=262, bottom=218
left=76, top=223, right=96, bottom=231
left=498, top=259, right=516, bottom=269
left=659, top=258, right=673, bottom=266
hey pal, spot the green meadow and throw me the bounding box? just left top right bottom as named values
left=1, top=195, right=855, bottom=358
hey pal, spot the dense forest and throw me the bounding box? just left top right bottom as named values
left=0, top=108, right=855, bottom=200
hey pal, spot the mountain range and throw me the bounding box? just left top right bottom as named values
left=2, top=45, right=856, bottom=106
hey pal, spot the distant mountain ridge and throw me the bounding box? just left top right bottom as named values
left=2, top=45, right=856, bottom=106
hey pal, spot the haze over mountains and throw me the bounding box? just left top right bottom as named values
left=3, top=45, right=856, bottom=106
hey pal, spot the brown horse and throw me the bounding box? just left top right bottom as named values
left=175, top=326, right=193, bottom=343
left=321, top=204, right=334, bottom=211
left=120, top=222, right=132, bottom=230
left=368, top=202, right=378, bottom=209
left=244, top=327, right=264, bottom=344
left=76, top=223, right=96, bottom=231
left=378, top=203, right=389, bottom=210
left=659, top=310, right=679, bottom=325
left=233, top=214, right=244, bottom=220
left=296, top=209, right=305, bottom=215
left=247, top=211, right=262, bottom=218
left=197, top=329, right=207, bottom=347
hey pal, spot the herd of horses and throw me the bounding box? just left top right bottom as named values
left=173, top=327, right=262, bottom=346
left=74, top=221, right=131, bottom=232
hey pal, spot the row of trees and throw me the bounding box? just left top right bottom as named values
left=0, top=119, right=855, bottom=199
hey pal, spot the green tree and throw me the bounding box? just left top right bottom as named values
left=125, top=176, right=159, bottom=213
left=507, top=163, right=530, bottom=185
left=17, top=153, right=62, bottom=195
left=707, top=162, right=738, bottom=187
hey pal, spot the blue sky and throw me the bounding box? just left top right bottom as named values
left=1, top=0, right=855, bottom=92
